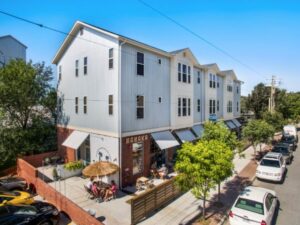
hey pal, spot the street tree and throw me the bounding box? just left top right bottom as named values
left=242, top=120, right=274, bottom=158
left=262, top=111, right=285, bottom=132
left=202, top=121, right=238, bottom=202
left=0, top=59, right=57, bottom=169
left=175, top=140, right=232, bottom=219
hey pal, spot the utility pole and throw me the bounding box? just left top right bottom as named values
left=267, top=75, right=280, bottom=113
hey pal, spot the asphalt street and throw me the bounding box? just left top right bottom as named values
left=226, top=132, right=300, bottom=225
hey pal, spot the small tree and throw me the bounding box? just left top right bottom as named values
left=175, top=140, right=231, bottom=219
left=262, top=111, right=285, bottom=132
left=202, top=121, right=237, bottom=202
left=242, top=120, right=274, bottom=157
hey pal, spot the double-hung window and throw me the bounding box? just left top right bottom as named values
left=209, top=99, right=216, bottom=114
left=217, top=76, right=219, bottom=88
left=83, top=57, right=88, bottom=75
left=136, top=95, right=144, bottom=119
left=108, top=95, right=113, bottom=115
left=197, top=71, right=201, bottom=84
left=182, top=65, right=187, bottom=83
left=217, top=100, right=220, bottom=112
left=237, top=101, right=239, bottom=112
left=137, top=52, right=144, bottom=76
left=188, top=66, right=191, bottom=83
left=213, top=75, right=216, bottom=88
left=227, top=101, right=233, bottom=113
left=58, top=65, right=62, bottom=80
left=75, top=60, right=79, bottom=77
left=237, top=86, right=239, bottom=94
left=182, top=98, right=187, bottom=116
left=178, top=98, right=181, bottom=116
left=227, top=85, right=233, bottom=92
left=83, top=96, right=87, bottom=114
left=197, top=99, right=201, bottom=112
left=75, top=97, right=78, bottom=114
left=188, top=98, right=191, bottom=115
left=209, top=74, right=213, bottom=88
left=178, top=63, right=181, bottom=81
left=109, top=48, right=113, bottom=69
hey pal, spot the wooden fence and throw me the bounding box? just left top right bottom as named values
left=130, top=177, right=181, bottom=225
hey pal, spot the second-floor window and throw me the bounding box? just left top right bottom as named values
left=182, top=64, right=187, bottom=83
left=227, top=101, right=233, bottom=113
left=197, top=71, right=201, bottom=84
left=197, top=99, right=201, bottom=112
left=137, top=52, right=144, bottom=76
left=83, top=57, right=88, bottom=75
left=236, top=86, right=239, bottom=94
left=136, top=95, right=144, bottom=119
left=109, top=48, right=113, bottom=69
left=237, top=101, right=239, bottom=112
left=108, top=95, right=113, bottom=115
left=217, top=76, right=220, bottom=88
left=227, top=85, right=233, bottom=92
left=75, top=97, right=78, bottom=113
left=58, top=65, right=62, bottom=81
left=188, top=66, right=191, bottom=83
left=178, top=98, right=181, bottom=116
left=178, top=63, right=181, bottom=81
left=217, top=100, right=220, bottom=112
left=75, top=60, right=79, bottom=77
left=188, top=98, right=191, bottom=115
left=209, top=99, right=216, bottom=114
left=182, top=98, right=187, bottom=116
left=83, top=96, right=87, bottom=114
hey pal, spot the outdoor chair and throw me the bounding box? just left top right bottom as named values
left=84, top=185, right=94, bottom=199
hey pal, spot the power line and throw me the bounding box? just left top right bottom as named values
left=137, top=0, right=265, bottom=78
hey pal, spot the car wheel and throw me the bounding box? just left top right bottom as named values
left=38, top=220, right=53, bottom=225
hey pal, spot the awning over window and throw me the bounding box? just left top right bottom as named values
left=225, top=120, right=237, bottom=130
left=151, top=131, right=180, bottom=150
left=174, top=129, right=197, bottom=143
left=232, top=119, right=242, bottom=127
left=62, top=130, right=89, bottom=149
left=192, top=124, right=205, bottom=138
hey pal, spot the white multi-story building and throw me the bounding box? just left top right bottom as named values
left=53, top=21, right=242, bottom=187
left=0, top=35, right=27, bottom=67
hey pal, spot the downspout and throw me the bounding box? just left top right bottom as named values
left=118, top=40, right=126, bottom=188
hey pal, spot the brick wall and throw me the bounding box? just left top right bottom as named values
left=22, top=151, right=61, bottom=167
left=17, top=158, right=103, bottom=225
left=57, top=127, right=75, bottom=162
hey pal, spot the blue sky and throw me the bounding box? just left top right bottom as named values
left=1, top=0, right=299, bottom=95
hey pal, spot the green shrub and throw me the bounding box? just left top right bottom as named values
left=63, top=160, right=84, bottom=171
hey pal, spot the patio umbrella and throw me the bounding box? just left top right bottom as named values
left=82, top=161, right=119, bottom=178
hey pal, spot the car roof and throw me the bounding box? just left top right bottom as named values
left=239, top=186, right=275, bottom=202
left=263, top=152, right=282, bottom=160
left=274, top=143, right=289, bottom=147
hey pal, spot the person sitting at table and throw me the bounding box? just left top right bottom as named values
left=86, top=177, right=94, bottom=190
left=110, top=180, right=117, bottom=199
left=104, top=186, right=113, bottom=201
left=91, top=181, right=100, bottom=197
left=158, top=164, right=168, bottom=180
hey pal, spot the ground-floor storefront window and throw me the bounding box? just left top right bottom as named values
left=132, top=142, right=144, bottom=175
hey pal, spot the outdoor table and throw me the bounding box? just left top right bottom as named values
left=136, top=176, right=149, bottom=191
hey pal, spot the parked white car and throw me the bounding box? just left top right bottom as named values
left=256, top=152, right=286, bottom=182
left=229, top=186, right=277, bottom=225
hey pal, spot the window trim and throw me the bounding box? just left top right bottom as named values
left=188, top=66, right=191, bottom=83
left=178, top=98, right=181, bottom=117
left=178, top=63, right=181, bottom=82
left=109, top=48, right=114, bottom=69
left=108, top=95, right=113, bottom=115
left=83, top=96, right=87, bottom=114
left=58, top=65, right=62, bottom=80
left=75, top=60, right=79, bottom=77
left=75, top=97, right=78, bottom=114
left=83, top=57, right=88, bottom=75
left=197, top=99, right=201, bottom=112
left=182, top=64, right=187, bottom=83
left=188, top=98, right=191, bottom=116
left=197, top=71, right=201, bottom=84
left=136, top=95, right=144, bottom=119
left=136, top=52, right=144, bottom=76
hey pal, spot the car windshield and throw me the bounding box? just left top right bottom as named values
left=282, top=136, right=295, bottom=142
left=14, top=206, right=37, bottom=216
left=235, top=198, right=264, bottom=215
left=260, top=159, right=280, bottom=168
left=273, top=147, right=289, bottom=155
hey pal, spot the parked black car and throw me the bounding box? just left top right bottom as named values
left=0, top=177, right=27, bottom=191
left=272, top=143, right=294, bottom=164
left=0, top=201, right=59, bottom=225
left=281, top=135, right=297, bottom=151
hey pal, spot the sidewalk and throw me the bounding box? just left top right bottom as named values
left=139, top=145, right=259, bottom=225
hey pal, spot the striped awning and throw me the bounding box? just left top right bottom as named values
left=174, top=129, right=197, bottom=143
left=192, top=124, right=205, bottom=138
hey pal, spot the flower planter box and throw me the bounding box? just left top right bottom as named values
left=56, top=164, right=82, bottom=179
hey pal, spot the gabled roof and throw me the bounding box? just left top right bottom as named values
left=220, top=70, right=239, bottom=81
left=0, top=35, right=27, bottom=48
left=52, top=21, right=171, bottom=64
left=169, top=48, right=200, bottom=65
left=202, top=63, right=220, bottom=72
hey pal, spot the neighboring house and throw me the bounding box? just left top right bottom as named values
left=52, top=21, right=242, bottom=187
left=0, top=35, right=27, bottom=66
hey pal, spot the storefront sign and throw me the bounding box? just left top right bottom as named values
left=126, top=135, right=148, bottom=144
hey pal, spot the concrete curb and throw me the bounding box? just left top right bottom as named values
left=217, top=175, right=256, bottom=225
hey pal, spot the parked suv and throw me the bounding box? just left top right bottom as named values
left=272, top=143, right=293, bottom=164
left=256, top=152, right=286, bottom=182
left=281, top=135, right=297, bottom=151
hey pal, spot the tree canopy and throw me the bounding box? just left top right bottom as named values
left=0, top=60, right=57, bottom=169
left=175, top=139, right=233, bottom=219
